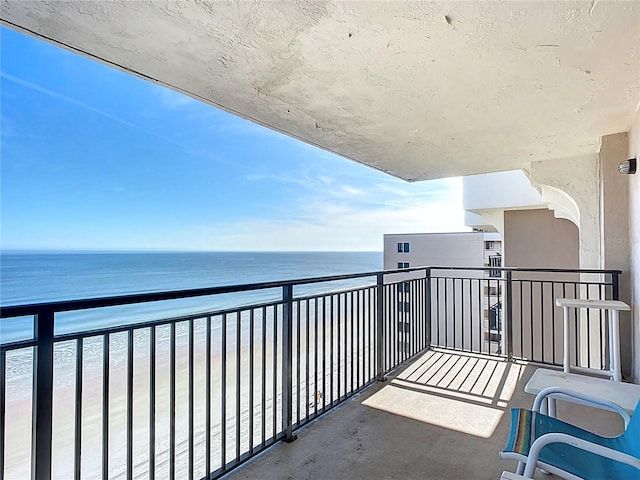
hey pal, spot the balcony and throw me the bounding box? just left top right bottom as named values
left=0, top=266, right=622, bottom=479
left=229, top=349, right=625, bottom=480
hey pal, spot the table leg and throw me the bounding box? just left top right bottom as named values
left=563, top=306, right=570, bottom=374
left=610, top=309, right=621, bottom=382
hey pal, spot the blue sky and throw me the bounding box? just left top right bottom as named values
left=0, top=27, right=468, bottom=252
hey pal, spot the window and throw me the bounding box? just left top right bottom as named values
left=397, top=281, right=410, bottom=293
left=485, top=241, right=495, bottom=250
left=397, top=242, right=403, bottom=252
left=397, top=262, right=409, bottom=269
left=403, top=242, right=410, bottom=253
left=486, top=286, right=500, bottom=296
left=489, top=303, right=502, bottom=331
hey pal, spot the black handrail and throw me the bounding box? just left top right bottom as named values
left=0, top=265, right=621, bottom=480
left=0, top=265, right=622, bottom=317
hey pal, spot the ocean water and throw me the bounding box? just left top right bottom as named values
left=1, top=252, right=383, bottom=478
left=0, top=251, right=382, bottom=341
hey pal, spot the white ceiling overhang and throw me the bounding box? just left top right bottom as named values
left=1, top=1, right=639, bottom=181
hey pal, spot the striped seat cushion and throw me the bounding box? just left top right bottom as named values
left=504, top=408, right=535, bottom=456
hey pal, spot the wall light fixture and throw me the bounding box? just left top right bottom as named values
left=618, top=158, right=637, bottom=174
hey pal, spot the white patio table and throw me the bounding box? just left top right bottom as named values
left=555, top=298, right=630, bottom=382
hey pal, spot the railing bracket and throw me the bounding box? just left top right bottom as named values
left=282, top=434, right=298, bottom=444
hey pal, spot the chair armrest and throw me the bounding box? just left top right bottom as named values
left=533, top=387, right=630, bottom=427
left=523, top=432, right=640, bottom=478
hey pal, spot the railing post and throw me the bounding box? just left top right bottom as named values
left=32, top=309, right=55, bottom=480
left=611, top=272, right=620, bottom=300
left=281, top=285, right=296, bottom=442
left=425, top=268, right=432, bottom=350
left=0, top=348, right=5, bottom=478
left=505, top=271, right=514, bottom=361
left=376, top=273, right=386, bottom=381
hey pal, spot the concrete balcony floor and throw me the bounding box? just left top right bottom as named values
left=229, top=349, right=625, bottom=480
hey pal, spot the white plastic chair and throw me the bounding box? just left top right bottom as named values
left=501, top=393, right=640, bottom=479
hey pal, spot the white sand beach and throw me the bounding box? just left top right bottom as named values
left=4, top=305, right=375, bottom=480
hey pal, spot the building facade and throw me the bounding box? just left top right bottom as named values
left=383, top=232, right=503, bottom=356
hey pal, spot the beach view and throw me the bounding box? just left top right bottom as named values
left=3, top=3, right=640, bottom=480
left=2, top=252, right=383, bottom=479
left=2, top=14, right=461, bottom=480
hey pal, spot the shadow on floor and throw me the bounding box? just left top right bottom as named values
left=228, top=349, right=624, bottom=480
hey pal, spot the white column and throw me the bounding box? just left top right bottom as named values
left=530, top=155, right=603, bottom=369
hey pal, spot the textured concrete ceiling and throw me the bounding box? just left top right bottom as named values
left=2, top=1, right=639, bottom=181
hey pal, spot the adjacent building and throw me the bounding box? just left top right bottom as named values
left=383, top=231, right=503, bottom=356
left=383, top=231, right=502, bottom=274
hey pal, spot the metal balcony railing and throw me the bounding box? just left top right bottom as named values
left=0, top=266, right=621, bottom=480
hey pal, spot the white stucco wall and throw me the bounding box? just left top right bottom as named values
left=503, top=209, right=580, bottom=365
left=463, top=170, right=543, bottom=211
left=629, top=104, right=640, bottom=382
left=530, top=155, right=602, bottom=270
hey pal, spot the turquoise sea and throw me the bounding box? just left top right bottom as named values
left=0, top=251, right=382, bottom=342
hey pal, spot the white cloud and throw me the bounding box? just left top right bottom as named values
left=1, top=71, right=137, bottom=128
left=318, top=175, right=335, bottom=185
left=1, top=71, right=190, bottom=148
left=146, top=192, right=469, bottom=252
left=375, top=183, right=413, bottom=197
left=158, top=88, right=199, bottom=109
left=220, top=174, right=468, bottom=251
left=340, top=185, right=364, bottom=196
left=3, top=178, right=469, bottom=252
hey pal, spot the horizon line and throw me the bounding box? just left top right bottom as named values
left=0, top=248, right=383, bottom=254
